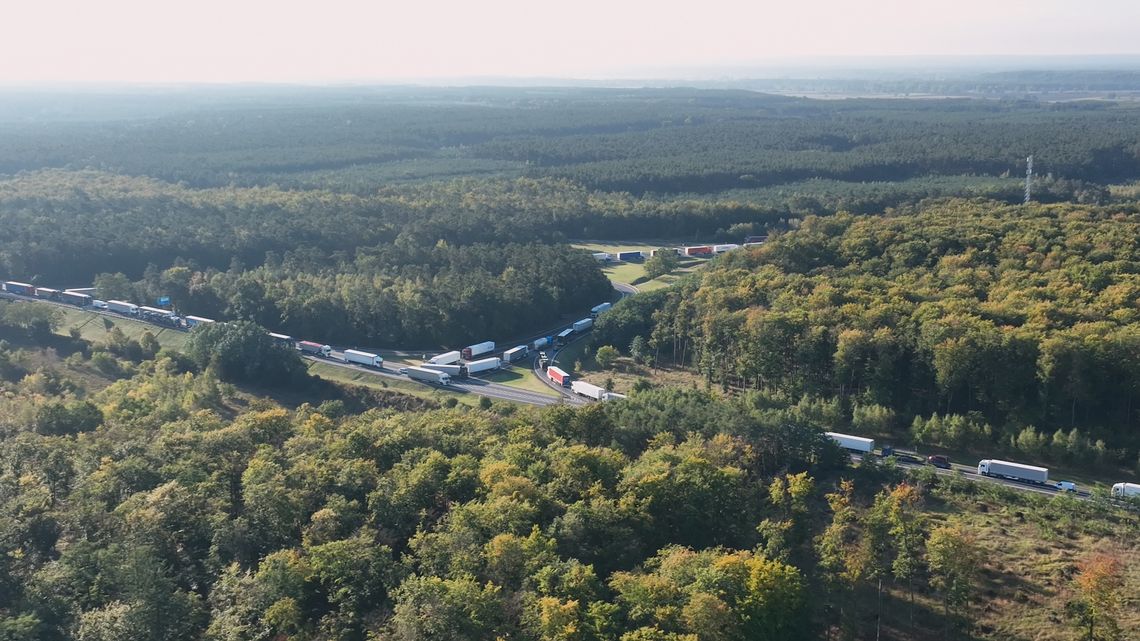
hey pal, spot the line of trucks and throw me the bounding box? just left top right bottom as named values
left=590, top=239, right=767, bottom=263
left=826, top=431, right=1140, bottom=498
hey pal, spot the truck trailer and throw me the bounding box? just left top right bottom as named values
left=616, top=251, right=643, bottom=261
left=139, top=305, right=174, bottom=318
left=34, top=287, right=60, bottom=300
left=571, top=380, right=606, bottom=400
left=343, top=349, right=382, bottom=367
left=547, top=366, right=571, bottom=387
left=555, top=328, right=574, bottom=344
left=684, top=246, right=713, bottom=256
left=268, top=332, right=294, bottom=346
left=3, top=282, right=33, bottom=296
left=532, top=336, right=552, bottom=350
left=573, top=318, right=594, bottom=333
left=462, top=341, right=495, bottom=360
left=184, top=315, right=215, bottom=328
left=406, top=366, right=451, bottom=385
left=429, top=350, right=462, bottom=366
left=465, top=357, right=501, bottom=374
left=297, top=341, right=333, bottom=357
left=977, top=459, right=1049, bottom=484
left=503, top=345, right=528, bottom=362
left=60, top=291, right=92, bottom=306
left=591, top=252, right=610, bottom=262
left=826, top=432, right=876, bottom=454
left=1111, top=482, right=1140, bottom=499
left=421, top=363, right=463, bottom=377
left=106, top=300, right=139, bottom=315
left=713, top=244, right=740, bottom=254
left=590, top=302, right=612, bottom=316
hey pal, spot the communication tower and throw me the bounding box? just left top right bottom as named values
left=1024, top=155, right=1033, bottom=204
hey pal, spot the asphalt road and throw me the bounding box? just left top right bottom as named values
left=856, top=451, right=1094, bottom=500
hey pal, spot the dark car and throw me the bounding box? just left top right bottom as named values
left=927, top=455, right=951, bottom=469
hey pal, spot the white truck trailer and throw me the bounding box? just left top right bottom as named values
left=591, top=302, right=612, bottom=316
left=1112, top=482, right=1140, bottom=498
left=184, top=315, right=215, bottom=328
left=826, top=432, right=875, bottom=454
left=462, top=341, right=495, bottom=360
left=421, top=363, right=463, bottom=377
left=429, top=350, right=462, bottom=366
left=106, top=300, right=139, bottom=315
left=503, top=345, right=528, bottom=362
left=572, top=318, right=594, bottom=333
left=465, top=357, right=501, bottom=375
left=977, top=459, right=1049, bottom=484
left=571, top=380, right=607, bottom=400
left=406, top=366, right=451, bottom=385
left=343, top=349, right=383, bottom=367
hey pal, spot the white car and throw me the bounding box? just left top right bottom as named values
left=1054, top=480, right=1077, bottom=493
left=92, top=300, right=108, bottom=309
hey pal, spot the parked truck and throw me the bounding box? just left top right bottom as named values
left=547, top=366, right=571, bottom=387
left=826, top=432, right=876, bottom=454
left=591, top=252, right=610, bottom=262
left=1111, top=482, right=1140, bottom=499
left=503, top=345, right=528, bottom=362
left=268, top=332, right=294, bottom=346
left=34, top=287, right=60, bottom=300
left=107, top=300, right=139, bottom=315
left=421, top=363, right=463, bottom=377
left=573, top=318, right=594, bottom=333
left=430, top=350, right=462, bottom=366
left=684, top=246, right=713, bottom=256
left=60, top=291, right=92, bottom=306
left=616, top=251, right=643, bottom=261
left=713, top=243, right=740, bottom=254
left=555, top=328, right=574, bottom=345
left=590, top=302, right=612, bottom=317
left=297, top=341, right=333, bottom=357
left=532, top=336, right=552, bottom=350
left=343, top=349, right=382, bottom=367
left=406, top=366, right=451, bottom=385
left=571, top=380, right=606, bottom=400
left=3, top=282, right=33, bottom=296
left=184, top=315, right=215, bottom=328
left=466, top=357, right=501, bottom=375
left=977, top=459, right=1049, bottom=484
left=462, top=341, right=495, bottom=360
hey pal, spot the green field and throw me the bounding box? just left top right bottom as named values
left=572, top=241, right=711, bottom=291
left=479, top=364, right=561, bottom=397
left=53, top=306, right=190, bottom=350
left=306, top=362, right=479, bottom=407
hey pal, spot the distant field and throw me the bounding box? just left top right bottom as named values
left=479, top=364, right=560, bottom=397
left=573, top=241, right=712, bottom=291
left=306, top=362, right=478, bottom=407
left=52, top=306, right=190, bottom=350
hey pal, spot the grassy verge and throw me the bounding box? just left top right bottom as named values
left=52, top=306, right=190, bottom=350
left=306, top=362, right=479, bottom=407
left=479, top=364, right=560, bottom=397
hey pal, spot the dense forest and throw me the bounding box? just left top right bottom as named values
left=592, top=198, right=1140, bottom=460
left=0, top=317, right=1135, bottom=641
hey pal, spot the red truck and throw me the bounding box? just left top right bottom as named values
left=547, top=366, right=571, bottom=387
left=684, top=246, right=713, bottom=256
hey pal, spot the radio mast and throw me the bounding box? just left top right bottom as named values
left=1024, top=155, right=1033, bottom=204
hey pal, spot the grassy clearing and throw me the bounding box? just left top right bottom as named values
left=479, top=364, right=560, bottom=397
left=53, top=306, right=190, bottom=350
left=306, top=362, right=479, bottom=407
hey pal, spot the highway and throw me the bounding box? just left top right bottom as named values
left=855, top=451, right=1095, bottom=500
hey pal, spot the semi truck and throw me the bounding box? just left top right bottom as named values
left=590, top=302, right=612, bottom=316
left=616, top=251, right=643, bottom=261
left=297, top=341, right=333, bottom=357
left=547, top=366, right=571, bottom=387
left=826, top=432, right=876, bottom=454
left=977, top=459, right=1049, bottom=484
left=268, top=332, right=294, bottom=346
left=343, top=349, right=383, bottom=367
left=684, top=246, right=713, bottom=256
left=591, top=252, right=610, bottom=262
left=555, top=328, right=574, bottom=344
left=462, top=341, right=495, bottom=360
left=60, top=291, right=92, bottom=306
left=1111, top=482, right=1140, bottom=499
left=466, top=357, right=501, bottom=374
left=34, top=287, right=60, bottom=300
left=421, top=363, right=463, bottom=377
left=532, top=336, right=552, bottom=350
left=713, top=244, right=740, bottom=254
left=139, top=305, right=174, bottom=318
left=3, top=282, right=33, bottom=295
left=107, top=300, right=139, bottom=315
left=406, top=366, right=451, bottom=385
left=503, top=345, right=528, bottom=362
left=429, top=351, right=462, bottom=366
left=184, top=315, right=215, bottom=328
left=571, top=380, right=606, bottom=400
left=573, top=318, right=594, bottom=333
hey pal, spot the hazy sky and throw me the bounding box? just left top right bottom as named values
left=4, top=0, right=1139, bottom=83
